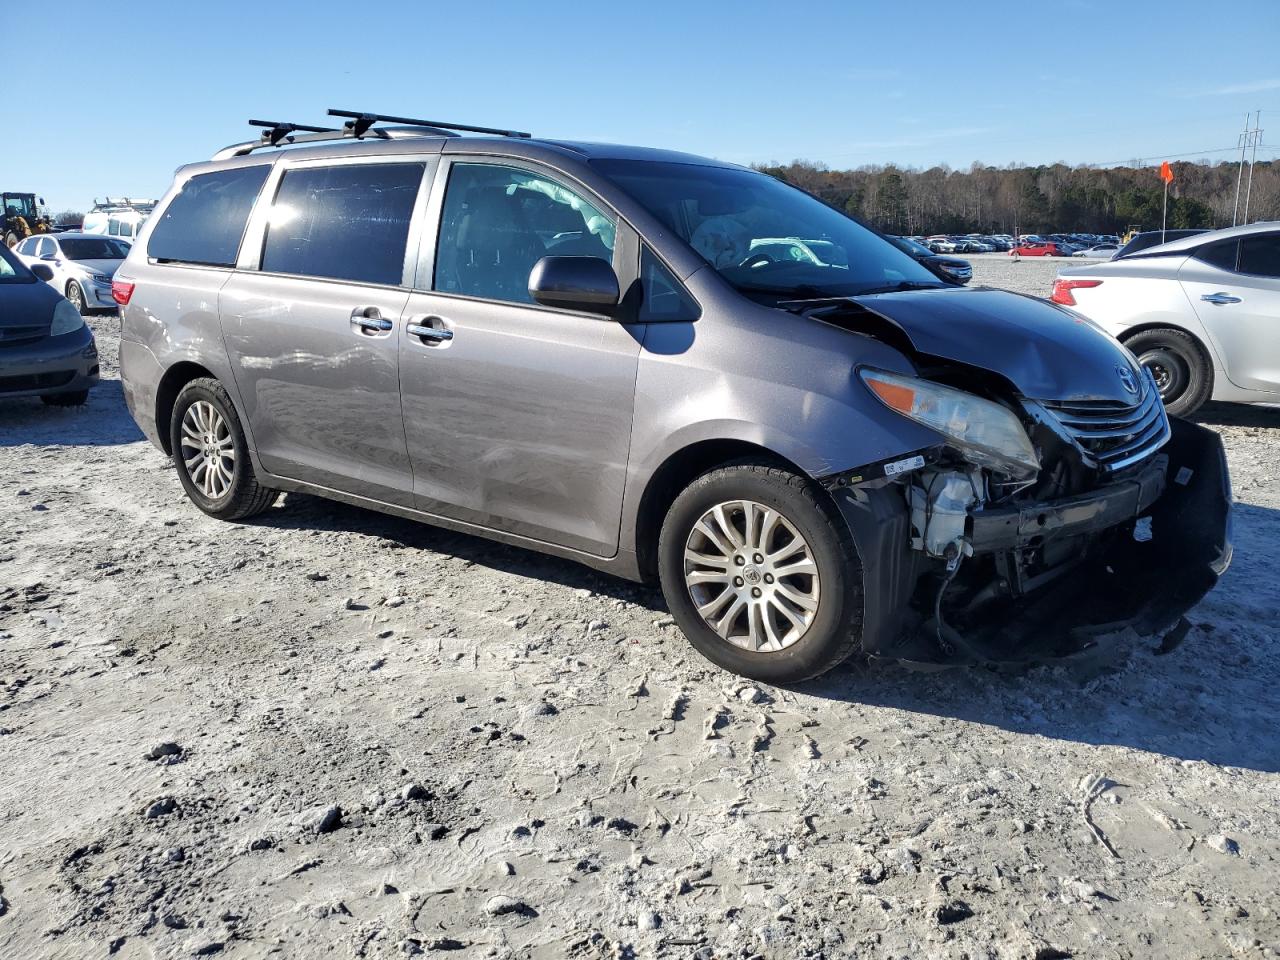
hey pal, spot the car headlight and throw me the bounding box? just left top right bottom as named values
left=50, top=299, right=85, bottom=336
left=860, top=368, right=1040, bottom=478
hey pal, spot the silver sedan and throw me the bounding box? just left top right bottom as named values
left=1052, top=222, right=1280, bottom=415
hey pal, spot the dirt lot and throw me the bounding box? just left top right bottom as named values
left=2, top=256, right=1278, bottom=959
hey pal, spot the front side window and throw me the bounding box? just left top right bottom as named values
left=261, top=162, right=424, bottom=286
left=593, top=159, right=939, bottom=302
left=434, top=163, right=616, bottom=305
left=1237, top=233, right=1280, bottom=278
left=148, top=165, right=271, bottom=267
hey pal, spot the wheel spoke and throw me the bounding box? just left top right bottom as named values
left=746, top=602, right=766, bottom=651
left=712, top=504, right=743, bottom=550
left=696, top=587, right=736, bottom=620
left=713, top=596, right=746, bottom=640
left=773, top=556, right=817, bottom=579
left=694, top=519, right=735, bottom=558
left=774, top=581, right=818, bottom=612
left=686, top=569, right=731, bottom=586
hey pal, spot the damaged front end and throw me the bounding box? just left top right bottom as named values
left=808, top=296, right=1232, bottom=666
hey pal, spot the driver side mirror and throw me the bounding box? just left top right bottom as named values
left=31, top=263, right=54, bottom=282
left=528, top=256, right=620, bottom=315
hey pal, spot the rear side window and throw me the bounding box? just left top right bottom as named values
left=1194, top=240, right=1238, bottom=272
left=261, top=163, right=424, bottom=286
left=1238, top=233, right=1280, bottom=278
left=148, top=165, right=270, bottom=267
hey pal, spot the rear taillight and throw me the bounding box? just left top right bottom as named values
left=1050, top=278, right=1101, bottom=306
left=111, top=280, right=135, bottom=305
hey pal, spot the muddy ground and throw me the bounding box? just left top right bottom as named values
left=2, top=256, right=1278, bottom=959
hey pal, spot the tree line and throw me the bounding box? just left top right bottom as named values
left=756, top=157, right=1279, bottom=235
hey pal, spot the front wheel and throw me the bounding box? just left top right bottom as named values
left=658, top=462, right=863, bottom=683
left=66, top=280, right=87, bottom=315
left=170, top=378, right=279, bottom=521
left=1123, top=328, right=1212, bottom=417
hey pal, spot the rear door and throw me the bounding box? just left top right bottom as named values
left=220, top=156, right=434, bottom=506
left=397, top=157, right=644, bottom=556
left=1180, top=231, right=1280, bottom=394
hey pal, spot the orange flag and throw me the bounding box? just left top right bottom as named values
left=1160, top=161, right=1174, bottom=184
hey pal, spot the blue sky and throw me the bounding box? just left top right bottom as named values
left=10, top=0, right=1279, bottom=211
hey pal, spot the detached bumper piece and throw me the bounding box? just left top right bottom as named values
left=841, top=418, right=1232, bottom=666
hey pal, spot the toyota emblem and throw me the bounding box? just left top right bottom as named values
left=1117, top=364, right=1139, bottom=395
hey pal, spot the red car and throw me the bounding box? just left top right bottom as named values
left=1009, top=241, right=1066, bottom=257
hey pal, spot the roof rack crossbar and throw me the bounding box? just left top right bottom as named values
left=327, top=108, right=531, bottom=139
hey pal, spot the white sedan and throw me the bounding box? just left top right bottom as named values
left=13, top=232, right=130, bottom=314
left=1052, top=223, right=1280, bottom=415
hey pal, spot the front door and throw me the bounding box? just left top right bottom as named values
left=221, top=158, right=431, bottom=505
left=398, top=159, right=643, bottom=556
left=1180, top=230, right=1280, bottom=394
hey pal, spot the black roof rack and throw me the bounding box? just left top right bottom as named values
left=327, top=108, right=531, bottom=139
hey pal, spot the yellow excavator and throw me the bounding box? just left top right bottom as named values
left=3, top=192, right=54, bottom=249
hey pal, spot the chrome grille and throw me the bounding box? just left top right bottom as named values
left=1038, top=372, right=1170, bottom=472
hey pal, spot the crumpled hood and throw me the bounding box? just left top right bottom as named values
left=850, top=285, right=1142, bottom=403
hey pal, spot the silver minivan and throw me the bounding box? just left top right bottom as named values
left=117, top=112, right=1232, bottom=682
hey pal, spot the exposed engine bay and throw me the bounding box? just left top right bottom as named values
left=796, top=293, right=1234, bottom=665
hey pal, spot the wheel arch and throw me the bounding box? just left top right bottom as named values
left=154, top=361, right=219, bottom=455
left=632, top=438, right=809, bottom=582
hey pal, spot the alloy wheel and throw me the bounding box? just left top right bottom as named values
left=180, top=400, right=236, bottom=500
left=683, top=499, right=820, bottom=652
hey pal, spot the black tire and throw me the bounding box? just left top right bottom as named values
left=1123, top=328, right=1213, bottom=417
left=169, top=377, right=278, bottom=521
left=657, top=461, right=863, bottom=683
left=66, top=280, right=87, bottom=315
left=41, top=390, right=89, bottom=407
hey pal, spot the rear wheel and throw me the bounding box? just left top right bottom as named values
left=170, top=378, right=278, bottom=520
left=1123, top=327, right=1212, bottom=417
left=66, top=280, right=86, bottom=315
left=3, top=231, right=17, bottom=249
left=658, top=461, right=863, bottom=683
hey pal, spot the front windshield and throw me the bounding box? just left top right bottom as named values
left=593, top=159, right=941, bottom=300
left=59, top=238, right=130, bottom=260
left=4, top=195, right=37, bottom=218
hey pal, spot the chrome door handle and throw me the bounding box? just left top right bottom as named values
left=350, top=307, right=393, bottom=332
left=1200, top=292, right=1241, bottom=305
left=406, top=317, right=454, bottom=342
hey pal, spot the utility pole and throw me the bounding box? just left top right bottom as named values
left=1233, top=112, right=1250, bottom=226
left=1243, top=111, right=1263, bottom=224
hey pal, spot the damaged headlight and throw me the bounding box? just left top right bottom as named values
left=860, top=368, right=1040, bottom=479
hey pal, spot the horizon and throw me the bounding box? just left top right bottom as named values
left=9, top=0, right=1279, bottom=212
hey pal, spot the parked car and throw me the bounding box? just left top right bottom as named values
left=1010, top=241, right=1068, bottom=257
left=0, top=242, right=99, bottom=406
left=889, top=235, right=972, bottom=284
left=1115, top=229, right=1207, bottom=259
left=1052, top=222, right=1280, bottom=416
left=1072, top=243, right=1120, bottom=258
left=116, top=111, right=1230, bottom=682
left=924, top=236, right=959, bottom=253
left=13, top=233, right=130, bottom=314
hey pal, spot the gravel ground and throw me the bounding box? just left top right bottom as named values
left=2, top=258, right=1278, bottom=959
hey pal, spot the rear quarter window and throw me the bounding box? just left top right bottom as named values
left=148, top=165, right=271, bottom=267
left=1193, top=239, right=1238, bottom=271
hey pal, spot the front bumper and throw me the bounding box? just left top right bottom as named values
left=0, top=324, right=100, bottom=398
left=82, top=279, right=118, bottom=310
left=838, top=417, right=1232, bottom=665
